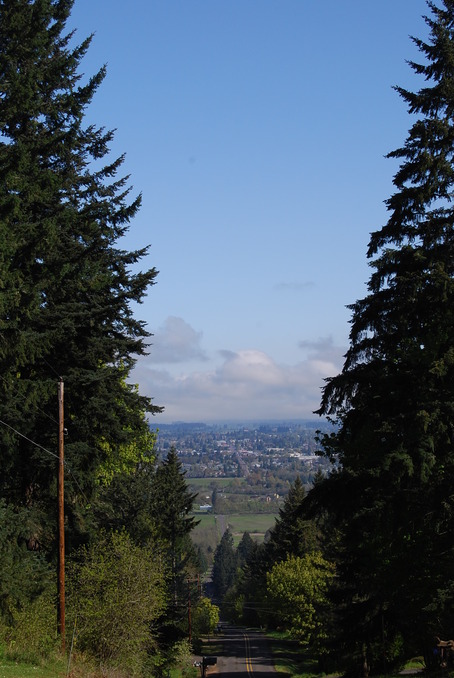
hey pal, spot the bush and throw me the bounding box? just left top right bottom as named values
left=2, top=586, right=58, bottom=663
left=192, top=597, right=220, bottom=638
left=67, top=530, right=166, bottom=675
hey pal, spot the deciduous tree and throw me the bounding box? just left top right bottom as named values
left=266, top=552, right=334, bottom=647
left=67, top=530, right=166, bottom=672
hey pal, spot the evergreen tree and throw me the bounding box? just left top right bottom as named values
left=232, top=540, right=268, bottom=626
left=309, top=1, right=454, bottom=671
left=91, top=462, right=156, bottom=547
left=150, top=448, right=199, bottom=610
left=236, top=531, right=255, bottom=568
left=0, top=500, right=52, bottom=624
left=0, top=0, right=160, bottom=551
left=265, top=476, right=317, bottom=563
left=211, top=528, right=237, bottom=599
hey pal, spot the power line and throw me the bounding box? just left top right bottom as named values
left=0, top=373, right=59, bottom=426
left=0, top=418, right=59, bottom=460
left=43, top=357, right=63, bottom=380
left=0, top=417, right=92, bottom=506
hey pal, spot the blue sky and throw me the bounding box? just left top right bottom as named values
left=68, top=0, right=428, bottom=423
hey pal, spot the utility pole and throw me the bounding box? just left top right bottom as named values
left=57, top=378, right=65, bottom=652
left=187, top=576, right=202, bottom=645
left=188, top=578, right=192, bottom=643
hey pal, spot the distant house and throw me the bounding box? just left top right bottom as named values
left=199, top=504, right=213, bottom=512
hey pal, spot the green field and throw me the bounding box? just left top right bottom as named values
left=226, top=513, right=277, bottom=536
left=0, top=657, right=68, bottom=678
left=192, top=511, right=276, bottom=538
left=191, top=511, right=277, bottom=555
left=189, top=477, right=243, bottom=486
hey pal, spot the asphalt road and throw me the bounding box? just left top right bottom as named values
left=204, top=623, right=277, bottom=677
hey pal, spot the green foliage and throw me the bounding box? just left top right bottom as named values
left=92, top=459, right=158, bottom=547
left=67, top=530, right=166, bottom=673
left=151, top=449, right=199, bottom=555
left=151, top=448, right=200, bottom=628
left=192, top=597, right=220, bottom=638
left=95, top=382, right=158, bottom=487
left=149, top=638, right=195, bottom=678
left=266, top=552, right=335, bottom=647
left=0, top=0, right=161, bottom=556
left=265, top=476, right=318, bottom=563
left=0, top=500, right=52, bottom=624
left=211, top=529, right=237, bottom=598
left=236, top=531, right=255, bottom=567
left=306, top=0, right=454, bottom=671
left=0, top=657, right=67, bottom=678
left=3, top=587, right=58, bottom=663
left=190, top=513, right=218, bottom=568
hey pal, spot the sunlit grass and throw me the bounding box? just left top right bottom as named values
left=0, top=656, right=66, bottom=677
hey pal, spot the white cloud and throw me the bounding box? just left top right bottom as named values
left=147, top=316, right=208, bottom=364
left=299, top=336, right=346, bottom=364
left=133, top=338, right=346, bottom=424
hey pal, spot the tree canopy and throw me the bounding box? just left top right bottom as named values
left=265, top=475, right=317, bottom=563
left=307, top=0, right=454, bottom=671
left=0, top=0, right=161, bottom=552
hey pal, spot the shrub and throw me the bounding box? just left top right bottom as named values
left=3, top=586, right=58, bottom=663
left=67, top=530, right=166, bottom=674
left=192, top=597, right=220, bottom=638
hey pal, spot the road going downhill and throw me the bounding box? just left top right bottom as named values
left=205, top=623, right=277, bottom=676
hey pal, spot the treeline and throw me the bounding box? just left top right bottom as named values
left=212, top=2, right=454, bottom=676
left=0, top=446, right=214, bottom=674
left=210, top=476, right=334, bottom=658
left=0, top=1, right=212, bottom=675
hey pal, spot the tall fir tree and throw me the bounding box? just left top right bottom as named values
left=265, top=475, right=317, bottom=564
left=309, top=0, right=454, bottom=672
left=150, top=448, right=199, bottom=611
left=0, top=0, right=161, bottom=553
left=211, top=528, right=237, bottom=599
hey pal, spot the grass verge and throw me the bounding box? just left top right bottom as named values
left=265, top=631, right=321, bottom=677
left=0, top=656, right=67, bottom=677
left=266, top=632, right=425, bottom=678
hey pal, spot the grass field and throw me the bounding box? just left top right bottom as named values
left=0, top=657, right=66, bottom=677
left=191, top=511, right=277, bottom=556
left=189, top=477, right=245, bottom=489
left=191, top=512, right=277, bottom=540
left=226, top=513, right=277, bottom=536
left=192, top=512, right=217, bottom=526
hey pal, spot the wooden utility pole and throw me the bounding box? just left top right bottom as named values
left=187, top=576, right=201, bottom=644
left=188, top=578, right=192, bottom=643
left=57, top=378, right=65, bottom=652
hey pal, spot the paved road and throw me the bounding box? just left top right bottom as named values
left=205, top=623, right=277, bottom=677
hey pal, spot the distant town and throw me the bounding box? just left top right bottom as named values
left=155, top=420, right=334, bottom=505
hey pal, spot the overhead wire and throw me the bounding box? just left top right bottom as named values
left=0, top=372, right=59, bottom=426
left=0, top=418, right=92, bottom=507
left=0, top=365, right=155, bottom=509
left=0, top=418, right=59, bottom=460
